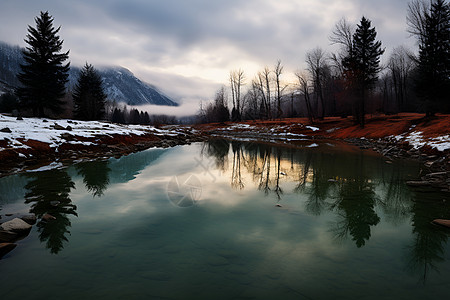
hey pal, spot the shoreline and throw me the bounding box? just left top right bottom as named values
left=1, top=113, right=449, bottom=190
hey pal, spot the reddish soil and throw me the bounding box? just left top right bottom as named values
left=194, top=113, right=450, bottom=140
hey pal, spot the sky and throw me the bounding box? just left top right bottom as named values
left=0, top=0, right=417, bottom=116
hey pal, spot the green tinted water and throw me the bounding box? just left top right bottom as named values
left=0, top=140, right=449, bottom=299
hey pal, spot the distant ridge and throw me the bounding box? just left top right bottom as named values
left=0, top=41, right=178, bottom=106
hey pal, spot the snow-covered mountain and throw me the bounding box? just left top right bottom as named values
left=0, top=41, right=178, bottom=106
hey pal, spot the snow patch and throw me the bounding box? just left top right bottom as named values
left=306, top=126, right=320, bottom=132
left=27, top=162, right=64, bottom=172
left=0, top=113, right=187, bottom=151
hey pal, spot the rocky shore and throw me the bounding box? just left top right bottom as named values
left=348, top=137, right=450, bottom=192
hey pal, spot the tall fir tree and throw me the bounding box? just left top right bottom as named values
left=73, top=63, right=107, bottom=120
left=343, top=17, right=384, bottom=127
left=416, top=0, right=450, bottom=116
left=17, top=11, right=70, bottom=117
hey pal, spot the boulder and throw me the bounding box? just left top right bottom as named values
left=42, top=214, right=56, bottom=221
left=0, top=127, right=12, bottom=133
left=53, top=123, right=66, bottom=130
left=432, top=219, right=450, bottom=228
left=20, top=214, right=37, bottom=225
left=0, top=243, right=17, bottom=259
left=0, top=230, right=18, bottom=243
left=0, top=218, right=32, bottom=233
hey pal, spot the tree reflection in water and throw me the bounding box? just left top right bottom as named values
left=76, top=160, right=111, bottom=197
left=23, top=169, right=77, bottom=254
left=204, top=139, right=450, bottom=281
left=406, top=191, right=450, bottom=284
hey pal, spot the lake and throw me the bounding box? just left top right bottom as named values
left=1, top=139, right=449, bottom=299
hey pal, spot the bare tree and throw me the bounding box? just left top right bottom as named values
left=230, top=69, right=246, bottom=121
left=388, top=46, right=416, bottom=112
left=274, top=59, right=285, bottom=119
left=296, top=71, right=315, bottom=124
left=306, top=48, right=328, bottom=119
left=407, top=0, right=430, bottom=45
left=256, top=67, right=272, bottom=119
left=329, top=18, right=354, bottom=76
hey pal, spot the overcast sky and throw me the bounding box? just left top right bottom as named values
left=0, top=0, right=417, bottom=116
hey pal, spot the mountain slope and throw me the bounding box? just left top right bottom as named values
left=0, top=41, right=177, bottom=106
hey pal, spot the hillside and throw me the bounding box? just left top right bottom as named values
left=0, top=41, right=177, bottom=106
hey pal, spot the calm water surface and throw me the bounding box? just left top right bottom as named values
left=0, top=140, right=449, bottom=299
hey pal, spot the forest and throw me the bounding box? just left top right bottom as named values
left=199, top=0, right=449, bottom=127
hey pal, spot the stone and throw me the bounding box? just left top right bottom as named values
left=0, top=230, right=17, bottom=242
left=0, top=218, right=32, bottom=233
left=0, top=127, right=12, bottom=133
left=42, top=214, right=56, bottom=221
left=0, top=243, right=17, bottom=259
left=432, top=219, right=450, bottom=228
left=66, top=125, right=72, bottom=131
left=53, top=123, right=66, bottom=130
left=16, top=116, right=23, bottom=121
left=20, top=214, right=37, bottom=225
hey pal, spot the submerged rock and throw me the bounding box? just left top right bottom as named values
left=0, top=243, right=17, bottom=259
left=0, top=230, right=18, bottom=242
left=0, top=218, right=32, bottom=233
left=42, top=214, right=56, bottom=221
left=432, top=219, right=450, bottom=228
left=20, top=214, right=37, bottom=225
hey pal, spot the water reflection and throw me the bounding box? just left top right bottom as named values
left=407, top=192, right=450, bottom=283
left=203, top=139, right=450, bottom=281
left=1, top=140, right=448, bottom=289
left=76, top=160, right=111, bottom=197
left=23, top=169, right=77, bottom=254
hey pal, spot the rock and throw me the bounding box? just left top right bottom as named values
left=0, top=218, right=32, bottom=233
left=0, top=243, right=17, bottom=259
left=66, top=125, right=72, bottom=131
left=16, top=116, right=23, bottom=121
left=42, top=119, right=48, bottom=122
left=0, top=230, right=17, bottom=242
left=42, top=214, right=56, bottom=221
left=0, top=127, right=12, bottom=133
left=432, top=219, right=450, bottom=228
left=275, top=204, right=282, bottom=207
left=20, top=214, right=37, bottom=225
left=425, top=172, right=448, bottom=178
left=53, top=123, right=66, bottom=130
left=60, top=133, right=72, bottom=140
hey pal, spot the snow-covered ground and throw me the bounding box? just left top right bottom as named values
left=393, top=130, right=450, bottom=152
left=0, top=114, right=180, bottom=151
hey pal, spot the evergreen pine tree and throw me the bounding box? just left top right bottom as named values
left=17, top=11, right=70, bottom=117
left=344, top=17, right=384, bottom=127
left=72, top=63, right=107, bottom=120
left=416, top=0, right=450, bottom=116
